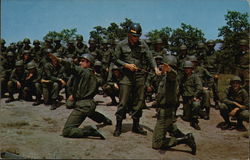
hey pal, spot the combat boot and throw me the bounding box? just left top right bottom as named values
left=113, top=119, right=122, bottom=137
left=204, top=108, right=210, bottom=120
left=32, top=97, right=42, bottom=106
left=190, top=121, right=201, bottom=130
left=5, top=95, right=14, bottom=103
left=89, top=125, right=105, bottom=140
left=50, top=100, right=58, bottom=110
left=132, top=119, right=147, bottom=135
left=176, top=133, right=196, bottom=155
left=236, top=122, right=247, bottom=132
left=103, top=118, right=112, bottom=125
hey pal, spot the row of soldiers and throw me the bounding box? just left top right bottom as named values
left=0, top=23, right=249, bottom=154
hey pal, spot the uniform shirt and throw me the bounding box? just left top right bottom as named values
left=193, top=66, right=214, bottom=88
left=203, top=49, right=221, bottom=74
left=43, top=62, right=64, bottom=82
left=180, top=72, right=202, bottom=97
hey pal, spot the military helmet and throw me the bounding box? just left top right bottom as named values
left=76, top=35, right=83, bottom=41
left=230, top=76, right=241, bottom=83
left=23, top=38, right=31, bottom=44
left=183, top=61, right=193, bottom=68
left=129, top=23, right=142, bottom=37
left=17, top=41, right=23, bottom=46
left=80, top=53, right=95, bottom=64
left=163, top=55, right=177, bottom=67
left=239, top=39, right=248, bottom=46
left=197, top=42, right=205, bottom=49
left=94, top=60, right=102, bottom=66
left=7, top=51, right=14, bottom=57
left=45, top=37, right=53, bottom=43
left=180, top=44, right=187, bottom=50
left=1, top=39, right=6, bottom=44
left=154, top=55, right=163, bottom=60
left=23, top=50, right=31, bottom=55
left=187, top=55, right=198, bottom=62
left=207, top=40, right=215, bottom=46
left=155, top=38, right=163, bottom=44
left=15, top=60, right=24, bottom=67
left=27, top=62, right=37, bottom=70
left=33, top=40, right=40, bottom=45
left=112, top=65, right=119, bottom=70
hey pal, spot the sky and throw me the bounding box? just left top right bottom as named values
left=2, top=0, right=249, bottom=44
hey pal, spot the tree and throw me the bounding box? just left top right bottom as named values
left=218, top=11, right=249, bottom=52
left=169, top=23, right=205, bottom=51
left=146, top=27, right=172, bottom=47
left=43, top=28, right=78, bottom=45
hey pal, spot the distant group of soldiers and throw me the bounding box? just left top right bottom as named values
left=0, top=22, right=249, bottom=155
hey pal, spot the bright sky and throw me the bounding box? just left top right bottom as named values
left=2, top=0, right=249, bottom=44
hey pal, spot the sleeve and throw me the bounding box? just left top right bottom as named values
left=222, top=88, right=235, bottom=105
left=194, top=75, right=203, bottom=97
left=44, top=64, right=60, bottom=82
left=113, top=44, right=126, bottom=67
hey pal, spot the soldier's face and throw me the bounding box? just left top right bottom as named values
left=184, top=68, right=193, bottom=75
left=80, top=58, right=91, bottom=68
left=231, top=81, right=241, bottom=91
left=128, top=33, right=139, bottom=45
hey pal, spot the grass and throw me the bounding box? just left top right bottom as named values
left=218, top=74, right=235, bottom=98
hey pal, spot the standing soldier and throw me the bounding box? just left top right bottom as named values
left=0, top=39, right=7, bottom=55
left=195, top=42, right=206, bottom=64
left=203, top=40, right=221, bottom=109
left=16, top=41, right=23, bottom=60
left=219, top=76, right=249, bottom=131
left=23, top=62, right=42, bottom=105
left=113, top=22, right=161, bottom=136
left=22, top=38, right=32, bottom=53
left=65, top=39, right=76, bottom=58
left=235, top=39, right=249, bottom=86
left=152, top=60, right=196, bottom=155
left=88, top=38, right=102, bottom=61
left=31, top=40, right=42, bottom=64
left=5, top=60, right=26, bottom=103
left=75, top=35, right=89, bottom=57
left=177, top=44, right=188, bottom=70
left=180, top=61, right=202, bottom=130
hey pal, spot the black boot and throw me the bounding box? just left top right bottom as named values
left=190, top=120, right=201, bottom=130
left=32, top=97, right=42, bottom=106
left=50, top=100, right=58, bottom=110
left=89, top=125, right=105, bottom=139
left=113, top=119, right=122, bottom=137
left=5, top=95, right=14, bottom=103
left=204, top=108, right=210, bottom=120
left=132, top=119, right=147, bottom=135
left=103, top=118, right=112, bottom=125
left=176, top=133, right=196, bottom=155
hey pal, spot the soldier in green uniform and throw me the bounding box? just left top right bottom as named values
left=5, top=60, right=26, bottom=103
left=195, top=42, right=206, bottom=64
left=16, top=41, right=24, bottom=60
left=22, top=62, right=42, bottom=106
left=113, top=22, right=161, bottom=136
left=88, top=38, right=102, bottom=60
left=65, top=39, right=76, bottom=58
left=152, top=60, right=196, bottom=155
left=103, top=64, right=121, bottom=106
left=180, top=61, right=202, bottom=130
left=54, top=37, right=66, bottom=58
left=235, top=39, right=249, bottom=86
left=203, top=40, right=221, bottom=109
left=177, top=44, right=188, bottom=70
left=49, top=53, right=108, bottom=139
left=219, top=76, right=249, bottom=131
left=75, top=35, right=89, bottom=57
left=42, top=52, right=66, bottom=109
left=31, top=40, right=42, bottom=64
left=189, top=55, right=214, bottom=120
left=152, top=38, right=167, bottom=57
left=0, top=39, right=7, bottom=54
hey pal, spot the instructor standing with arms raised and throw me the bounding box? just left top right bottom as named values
left=113, top=22, right=161, bottom=136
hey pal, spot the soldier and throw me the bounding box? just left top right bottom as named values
left=49, top=53, right=109, bottom=139
left=16, top=41, right=23, bottom=60
left=65, top=38, right=76, bottom=58
left=54, top=37, right=66, bottom=58
left=22, top=38, right=32, bottom=52
left=195, top=42, right=206, bottom=64
left=88, top=37, right=101, bottom=60
left=31, top=40, right=42, bottom=64
left=203, top=40, right=221, bottom=109
left=103, top=64, right=121, bottom=106
left=23, top=62, right=42, bottom=105
left=189, top=55, right=214, bottom=120
left=152, top=60, right=196, bottom=155
left=75, top=35, right=89, bottom=57
left=1, top=39, right=7, bottom=58
left=177, top=44, right=188, bottom=70
left=235, top=39, right=249, bottom=85
left=180, top=61, right=202, bottom=130
left=113, top=22, right=161, bottom=136
left=22, top=50, right=33, bottom=68
left=101, top=38, right=113, bottom=71
left=219, top=76, right=249, bottom=131
left=5, top=60, right=26, bottom=103
left=42, top=52, right=66, bottom=109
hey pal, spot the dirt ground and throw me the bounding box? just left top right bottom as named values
left=0, top=75, right=249, bottom=159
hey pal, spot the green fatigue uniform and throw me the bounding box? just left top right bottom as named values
left=0, top=39, right=7, bottom=58
left=21, top=38, right=32, bottom=54
left=203, top=47, right=221, bottom=108
left=219, top=85, right=249, bottom=131
left=42, top=62, right=65, bottom=107
left=235, top=50, right=250, bottom=85
left=54, top=43, right=66, bottom=58
left=16, top=41, right=23, bottom=60
left=103, top=64, right=121, bottom=106
left=5, top=61, right=27, bottom=103
left=0, top=52, right=16, bottom=96
left=152, top=69, right=196, bottom=155
left=180, top=69, right=203, bottom=130
left=31, top=41, right=42, bottom=64
left=75, top=42, right=89, bottom=57
left=113, top=37, right=157, bottom=136
left=193, top=65, right=214, bottom=120
left=61, top=60, right=110, bottom=139
left=65, top=41, right=77, bottom=58
left=0, top=64, right=7, bottom=97
left=23, top=63, right=42, bottom=105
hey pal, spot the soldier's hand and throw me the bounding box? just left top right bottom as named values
left=41, top=79, right=50, bottom=83
left=16, top=81, right=21, bottom=89
left=114, top=83, right=119, bottom=89
left=193, top=97, right=200, bottom=101
left=228, top=107, right=240, bottom=116
left=161, top=64, right=171, bottom=74
left=48, top=53, right=60, bottom=62
left=214, top=74, right=219, bottom=79
left=26, top=73, right=33, bottom=80
left=124, top=63, right=138, bottom=72
left=59, top=79, right=66, bottom=86
left=203, top=87, right=209, bottom=90
left=233, top=102, right=246, bottom=109
left=154, top=67, right=161, bottom=76
left=68, top=95, right=74, bottom=101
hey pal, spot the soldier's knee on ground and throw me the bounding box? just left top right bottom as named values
left=238, top=110, right=249, bottom=122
